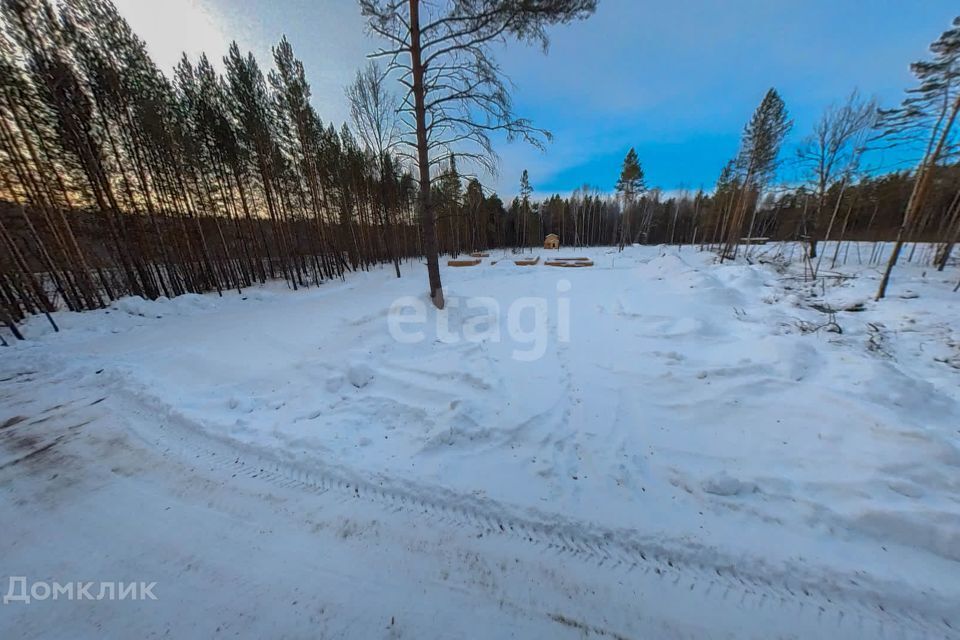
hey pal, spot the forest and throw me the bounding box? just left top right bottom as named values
left=0, top=0, right=958, bottom=336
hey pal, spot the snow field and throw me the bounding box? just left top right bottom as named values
left=3, top=242, right=959, bottom=632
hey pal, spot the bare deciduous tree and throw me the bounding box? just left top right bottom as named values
left=798, top=90, right=878, bottom=262
left=347, top=61, right=402, bottom=277
left=358, top=0, right=597, bottom=309
left=347, top=61, right=399, bottom=159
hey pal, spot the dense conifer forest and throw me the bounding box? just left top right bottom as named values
left=0, top=0, right=957, bottom=333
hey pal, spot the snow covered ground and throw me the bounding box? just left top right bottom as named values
left=1, top=243, right=958, bottom=638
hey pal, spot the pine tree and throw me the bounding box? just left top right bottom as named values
left=435, top=156, right=463, bottom=255
left=270, top=36, right=340, bottom=281
left=464, top=178, right=485, bottom=252
left=224, top=42, right=299, bottom=286
left=519, top=169, right=533, bottom=250
left=722, top=88, right=792, bottom=259
left=877, top=17, right=960, bottom=299
left=711, top=159, right=740, bottom=248
left=616, top=148, right=645, bottom=250
left=0, top=0, right=422, bottom=328
left=616, top=148, right=645, bottom=199
left=739, top=89, right=792, bottom=185
left=359, top=0, right=598, bottom=309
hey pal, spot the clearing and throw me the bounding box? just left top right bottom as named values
left=1, top=244, right=958, bottom=638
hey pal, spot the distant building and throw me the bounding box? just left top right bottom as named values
left=543, top=233, right=560, bottom=249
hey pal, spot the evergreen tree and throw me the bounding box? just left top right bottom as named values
left=877, top=17, right=960, bottom=298
left=269, top=36, right=340, bottom=280
left=359, top=0, right=598, bottom=309
left=616, top=148, right=645, bottom=250
left=464, top=178, right=486, bottom=252
left=616, top=148, right=645, bottom=200
left=224, top=41, right=299, bottom=285
left=722, top=88, right=792, bottom=259
left=739, top=89, right=792, bottom=185
left=435, top=156, right=463, bottom=254
left=711, top=158, right=740, bottom=248
left=519, top=169, right=533, bottom=249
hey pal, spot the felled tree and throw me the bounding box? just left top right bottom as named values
left=358, top=0, right=597, bottom=308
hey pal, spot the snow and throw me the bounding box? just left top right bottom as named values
left=701, top=471, right=754, bottom=496
left=347, top=363, right=375, bottom=389
left=2, top=242, right=959, bottom=638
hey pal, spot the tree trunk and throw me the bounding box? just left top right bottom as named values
left=935, top=188, right=960, bottom=271
left=409, top=0, right=443, bottom=308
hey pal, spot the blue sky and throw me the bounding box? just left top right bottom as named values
left=117, top=0, right=957, bottom=198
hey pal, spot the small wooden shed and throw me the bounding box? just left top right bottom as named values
left=543, top=233, right=560, bottom=249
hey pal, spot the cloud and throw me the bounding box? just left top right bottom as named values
left=200, top=0, right=375, bottom=125
left=112, top=0, right=234, bottom=72
left=113, top=0, right=955, bottom=196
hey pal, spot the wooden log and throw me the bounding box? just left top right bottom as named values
left=545, top=260, right=594, bottom=267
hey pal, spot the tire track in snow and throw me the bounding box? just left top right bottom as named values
left=101, top=380, right=957, bottom=640
left=4, top=365, right=955, bottom=639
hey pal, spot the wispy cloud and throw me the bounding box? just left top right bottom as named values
left=118, top=0, right=957, bottom=196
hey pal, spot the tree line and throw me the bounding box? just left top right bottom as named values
left=0, top=1, right=957, bottom=337
left=0, top=0, right=597, bottom=333
left=0, top=0, right=429, bottom=337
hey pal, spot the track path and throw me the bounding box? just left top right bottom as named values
left=0, top=365, right=956, bottom=639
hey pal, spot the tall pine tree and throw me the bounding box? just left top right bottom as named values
left=616, top=148, right=645, bottom=251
